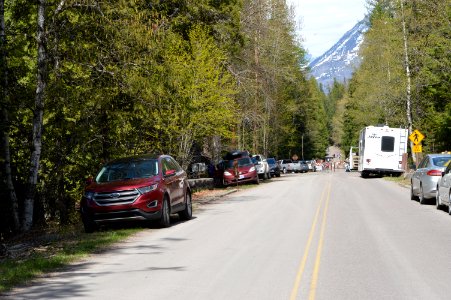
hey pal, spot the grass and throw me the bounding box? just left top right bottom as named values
left=383, top=174, right=411, bottom=187
left=0, top=226, right=141, bottom=294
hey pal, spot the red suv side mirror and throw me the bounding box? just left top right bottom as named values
left=165, top=169, right=176, bottom=176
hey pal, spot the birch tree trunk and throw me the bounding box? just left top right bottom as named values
left=22, top=0, right=47, bottom=231
left=0, top=0, right=20, bottom=231
left=400, top=0, right=415, bottom=163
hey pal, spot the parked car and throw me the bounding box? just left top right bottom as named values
left=299, top=161, right=310, bottom=173
left=411, top=153, right=451, bottom=204
left=315, top=162, right=323, bottom=171
left=80, top=154, right=192, bottom=232
left=279, top=159, right=294, bottom=174
left=252, top=154, right=271, bottom=179
left=436, top=161, right=451, bottom=214
left=223, top=157, right=259, bottom=186
left=306, top=160, right=316, bottom=172
left=292, top=161, right=309, bottom=173
left=267, top=158, right=281, bottom=177
left=291, top=161, right=302, bottom=173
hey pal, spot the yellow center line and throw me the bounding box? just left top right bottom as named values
left=309, top=182, right=332, bottom=300
left=289, top=183, right=328, bottom=300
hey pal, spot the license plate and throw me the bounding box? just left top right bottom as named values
left=239, top=175, right=244, bottom=179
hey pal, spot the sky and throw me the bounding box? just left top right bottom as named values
left=286, top=0, right=368, bottom=58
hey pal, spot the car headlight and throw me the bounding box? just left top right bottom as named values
left=224, top=171, right=232, bottom=176
left=84, top=191, right=94, bottom=200
left=250, top=167, right=255, bottom=172
left=137, top=184, right=158, bottom=195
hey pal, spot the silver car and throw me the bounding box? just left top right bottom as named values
left=436, top=162, right=451, bottom=214
left=291, top=161, right=302, bottom=173
left=411, top=154, right=451, bottom=204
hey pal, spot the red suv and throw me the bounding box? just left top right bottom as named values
left=80, top=154, right=192, bottom=232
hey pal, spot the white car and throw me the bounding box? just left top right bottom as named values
left=436, top=162, right=451, bottom=214
left=252, top=154, right=271, bottom=180
left=315, top=163, right=323, bottom=171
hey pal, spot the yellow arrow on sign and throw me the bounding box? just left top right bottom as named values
left=409, top=129, right=425, bottom=145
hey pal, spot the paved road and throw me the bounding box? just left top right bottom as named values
left=4, top=171, right=451, bottom=299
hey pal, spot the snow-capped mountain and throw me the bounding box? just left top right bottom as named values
left=309, top=19, right=368, bottom=91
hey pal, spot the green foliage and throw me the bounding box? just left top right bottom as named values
left=1, top=0, right=243, bottom=232
left=0, top=0, right=327, bottom=234
left=233, top=0, right=319, bottom=160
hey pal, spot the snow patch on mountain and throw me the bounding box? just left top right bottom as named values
left=308, top=19, right=368, bottom=92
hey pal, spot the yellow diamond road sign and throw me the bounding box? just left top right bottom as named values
left=409, top=129, right=424, bottom=145
left=413, top=144, right=422, bottom=153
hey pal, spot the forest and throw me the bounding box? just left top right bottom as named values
left=0, top=0, right=449, bottom=236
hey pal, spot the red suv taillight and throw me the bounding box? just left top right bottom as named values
left=427, top=169, right=442, bottom=176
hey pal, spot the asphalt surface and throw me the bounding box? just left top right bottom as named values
left=4, top=170, right=451, bottom=299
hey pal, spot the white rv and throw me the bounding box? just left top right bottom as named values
left=358, top=125, right=408, bottom=178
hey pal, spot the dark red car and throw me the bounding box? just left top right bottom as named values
left=222, top=157, right=259, bottom=186
left=80, top=154, right=192, bottom=232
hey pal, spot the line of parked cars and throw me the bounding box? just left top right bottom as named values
left=410, top=153, right=451, bottom=214
left=214, top=151, right=320, bottom=187
left=79, top=151, right=316, bottom=233
left=278, top=159, right=315, bottom=173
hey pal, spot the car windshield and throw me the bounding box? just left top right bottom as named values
left=96, top=159, right=159, bottom=183
left=432, top=156, right=451, bottom=167
left=227, top=158, right=253, bottom=168
left=253, top=155, right=262, bottom=161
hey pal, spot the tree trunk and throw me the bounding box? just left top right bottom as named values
left=0, top=0, right=20, bottom=231
left=22, top=0, right=47, bottom=231
left=400, top=0, right=415, bottom=163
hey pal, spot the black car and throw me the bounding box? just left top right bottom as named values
left=267, top=158, right=281, bottom=177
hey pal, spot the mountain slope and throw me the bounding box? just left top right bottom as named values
left=308, top=19, right=368, bottom=91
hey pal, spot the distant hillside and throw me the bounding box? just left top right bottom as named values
left=308, top=19, right=368, bottom=92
